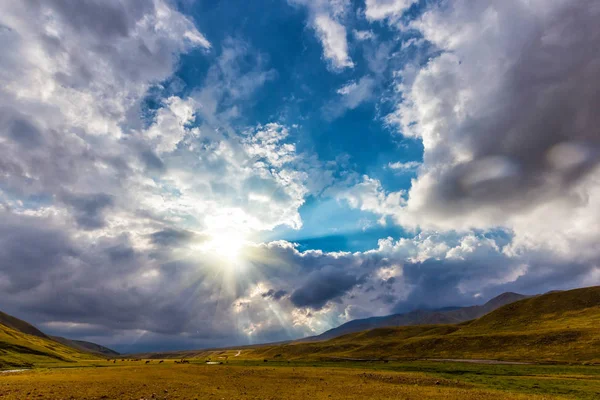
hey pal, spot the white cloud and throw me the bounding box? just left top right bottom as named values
left=353, top=29, right=375, bottom=41
left=289, top=0, right=354, bottom=70
left=324, top=76, right=376, bottom=119
left=365, top=0, right=417, bottom=21
left=145, top=96, right=199, bottom=154
left=345, top=0, right=600, bottom=262
left=388, top=161, right=420, bottom=171
left=339, top=176, right=406, bottom=225
left=314, top=14, right=355, bottom=69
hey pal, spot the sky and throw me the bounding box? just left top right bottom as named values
left=0, top=0, right=599, bottom=353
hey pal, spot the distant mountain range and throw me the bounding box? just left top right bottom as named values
left=249, top=285, right=600, bottom=363
left=300, top=292, right=529, bottom=342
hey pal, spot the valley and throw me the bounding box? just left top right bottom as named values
left=1, top=286, right=599, bottom=399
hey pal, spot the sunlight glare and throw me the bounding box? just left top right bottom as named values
left=201, top=230, right=248, bottom=267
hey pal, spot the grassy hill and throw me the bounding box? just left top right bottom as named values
left=190, top=286, right=599, bottom=364
left=0, top=311, right=117, bottom=368
left=0, top=310, right=48, bottom=339
left=0, top=323, right=98, bottom=368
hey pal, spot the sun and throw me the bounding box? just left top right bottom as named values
left=202, top=230, right=248, bottom=265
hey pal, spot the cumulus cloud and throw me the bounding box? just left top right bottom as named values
left=332, top=0, right=600, bottom=262
left=386, top=0, right=600, bottom=231
left=289, top=0, right=354, bottom=70
left=340, top=176, right=406, bottom=225
left=0, top=0, right=311, bottom=349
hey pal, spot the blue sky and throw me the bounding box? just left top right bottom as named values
left=0, top=0, right=599, bottom=352
left=167, top=0, right=426, bottom=252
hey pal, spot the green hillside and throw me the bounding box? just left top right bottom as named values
left=0, top=311, right=104, bottom=369
left=0, top=310, right=48, bottom=339
left=231, top=286, right=600, bottom=363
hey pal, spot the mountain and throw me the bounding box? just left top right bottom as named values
left=233, top=286, right=600, bottom=363
left=0, top=310, right=119, bottom=367
left=51, top=336, right=119, bottom=357
left=302, top=292, right=529, bottom=341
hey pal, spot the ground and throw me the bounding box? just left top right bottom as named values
left=1, top=360, right=600, bottom=399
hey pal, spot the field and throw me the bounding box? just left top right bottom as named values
left=1, top=360, right=600, bottom=399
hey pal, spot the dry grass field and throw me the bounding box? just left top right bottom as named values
left=3, top=361, right=597, bottom=400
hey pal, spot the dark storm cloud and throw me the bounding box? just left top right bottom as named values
left=261, top=289, right=287, bottom=300
left=392, top=259, right=478, bottom=313
left=405, top=0, right=600, bottom=221
left=290, top=266, right=366, bottom=309
left=0, top=214, right=77, bottom=294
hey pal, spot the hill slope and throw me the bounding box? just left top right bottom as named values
left=304, top=292, right=528, bottom=341
left=226, top=286, right=600, bottom=363
left=0, top=311, right=118, bottom=367
left=0, top=323, right=97, bottom=368
left=0, top=310, right=48, bottom=339
left=51, top=336, right=119, bottom=357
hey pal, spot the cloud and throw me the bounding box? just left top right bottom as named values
left=365, top=0, right=417, bottom=21
left=145, top=96, right=199, bottom=154
left=289, top=0, right=354, bottom=70
left=329, top=0, right=600, bottom=263
left=353, top=29, right=375, bottom=41
left=386, top=0, right=600, bottom=229
left=261, top=289, right=288, bottom=300
left=0, top=0, right=310, bottom=349
left=388, top=161, right=420, bottom=171
left=323, top=76, right=376, bottom=119
left=313, top=14, right=354, bottom=69
left=339, top=176, right=406, bottom=225
left=0, top=205, right=597, bottom=350
left=61, top=192, right=114, bottom=230
left=149, top=228, right=197, bottom=247
left=290, top=265, right=365, bottom=309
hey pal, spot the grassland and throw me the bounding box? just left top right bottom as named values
left=1, top=360, right=599, bottom=399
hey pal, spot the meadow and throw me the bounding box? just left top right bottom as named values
left=1, top=359, right=599, bottom=399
